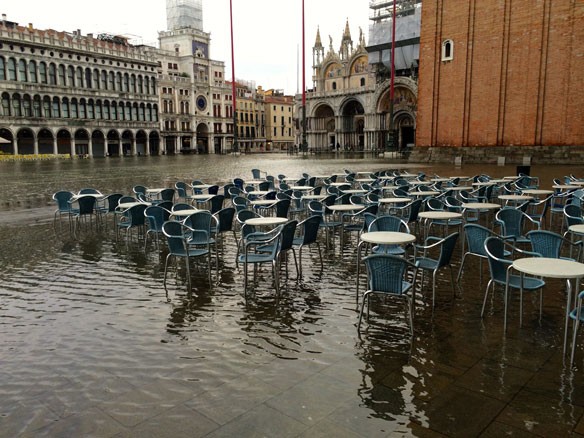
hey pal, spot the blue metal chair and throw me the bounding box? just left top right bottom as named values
left=483, top=236, right=545, bottom=329
left=144, top=205, right=171, bottom=249
left=527, top=229, right=582, bottom=261
left=292, top=215, right=323, bottom=275
left=232, top=196, right=249, bottom=212
left=341, top=204, right=378, bottom=246
left=184, top=210, right=218, bottom=272
left=274, top=198, right=291, bottom=218
left=212, top=207, right=236, bottom=243
left=96, top=193, right=123, bottom=228
left=495, top=207, right=541, bottom=245
left=258, top=220, right=299, bottom=277
left=237, top=225, right=283, bottom=298
left=52, top=190, right=75, bottom=229
left=414, top=232, right=459, bottom=308
left=175, top=181, right=194, bottom=203
left=209, top=194, right=225, bottom=214
left=162, top=221, right=210, bottom=289
left=570, top=290, right=584, bottom=365
left=70, top=195, right=98, bottom=237
left=458, top=224, right=511, bottom=282
left=358, top=254, right=417, bottom=334
left=117, top=203, right=147, bottom=242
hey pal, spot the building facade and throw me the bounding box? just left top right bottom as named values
left=303, top=2, right=421, bottom=153
left=415, top=0, right=584, bottom=162
left=263, top=89, right=294, bottom=152
left=0, top=16, right=161, bottom=157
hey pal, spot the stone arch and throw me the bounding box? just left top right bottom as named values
left=339, top=98, right=365, bottom=150
left=136, top=130, right=148, bottom=156
left=106, top=129, right=121, bottom=156
left=37, top=128, right=54, bottom=155
left=57, top=129, right=72, bottom=155
left=92, top=130, right=106, bottom=157
left=0, top=128, right=15, bottom=154
left=149, top=131, right=161, bottom=156
left=121, top=130, right=134, bottom=156
left=74, top=129, right=90, bottom=156
left=196, top=123, right=209, bottom=154
left=17, top=128, right=35, bottom=155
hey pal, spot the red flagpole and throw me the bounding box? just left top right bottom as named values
left=301, top=0, right=307, bottom=153
left=230, top=0, right=238, bottom=152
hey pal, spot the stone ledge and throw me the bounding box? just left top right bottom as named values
left=408, top=145, right=584, bottom=165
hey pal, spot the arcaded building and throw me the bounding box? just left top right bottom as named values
left=415, top=0, right=584, bottom=162
left=0, top=15, right=160, bottom=157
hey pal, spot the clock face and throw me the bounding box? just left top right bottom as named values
left=196, top=96, right=207, bottom=111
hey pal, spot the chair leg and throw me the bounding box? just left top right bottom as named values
left=571, top=316, right=581, bottom=366
left=432, top=270, right=438, bottom=308
left=357, top=291, right=370, bottom=332
left=457, top=253, right=467, bottom=282
left=163, top=254, right=172, bottom=287
left=291, top=249, right=299, bottom=278
left=317, top=242, right=323, bottom=270
left=481, top=280, right=493, bottom=317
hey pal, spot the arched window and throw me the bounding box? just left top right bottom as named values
left=33, top=95, right=42, bottom=117
left=150, top=77, right=156, bottom=94
left=109, top=71, right=115, bottom=90
left=12, top=93, right=22, bottom=116
left=76, top=67, right=84, bottom=87
left=79, top=98, right=87, bottom=118
left=123, top=73, right=129, bottom=92
left=39, top=62, right=48, bottom=84
left=103, top=100, right=110, bottom=120
left=93, top=69, right=100, bottom=90
left=124, top=103, right=131, bottom=120
left=145, top=104, right=151, bottom=121
left=1, top=93, right=11, bottom=116
left=28, top=61, right=37, bottom=83
left=52, top=96, right=60, bottom=117
left=48, top=63, right=57, bottom=85
left=184, top=101, right=190, bottom=114
left=58, top=64, right=66, bottom=85
left=70, top=98, right=78, bottom=118
left=87, top=99, right=94, bottom=119
left=61, top=97, right=70, bottom=118
left=23, top=94, right=32, bottom=117
left=442, top=39, right=454, bottom=61
left=144, top=76, right=150, bottom=95
left=7, top=58, right=17, bottom=81
left=18, top=59, right=27, bottom=82
left=137, top=75, right=143, bottom=94
left=95, top=100, right=102, bottom=119
left=85, top=68, right=92, bottom=88
left=332, top=82, right=337, bottom=90
left=139, top=104, right=145, bottom=121
left=0, top=57, right=5, bottom=81
left=152, top=104, right=159, bottom=122
left=168, top=100, right=174, bottom=113
left=360, top=78, right=365, bottom=87
left=116, top=72, right=122, bottom=90
left=111, top=101, right=117, bottom=120
left=43, top=96, right=51, bottom=117
left=130, top=74, right=136, bottom=93
left=132, top=103, right=138, bottom=120
left=67, top=66, right=75, bottom=87
left=101, top=70, right=107, bottom=90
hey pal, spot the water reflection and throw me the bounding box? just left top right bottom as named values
left=0, top=156, right=581, bottom=435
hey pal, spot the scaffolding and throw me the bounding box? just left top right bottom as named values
left=166, top=0, right=203, bottom=31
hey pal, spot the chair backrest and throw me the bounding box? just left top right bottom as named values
left=145, top=205, right=170, bottom=232
left=53, top=191, right=74, bottom=211
left=126, top=203, right=147, bottom=226
left=308, top=200, right=324, bottom=216
left=564, top=204, right=583, bottom=226
left=162, top=221, right=187, bottom=255
left=184, top=210, right=214, bottom=234
left=496, top=207, right=526, bottom=238
left=174, top=181, right=188, bottom=198
left=207, top=185, right=219, bottom=195
left=363, top=212, right=377, bottom=231
left=104, top=193, right=124, bottom=212
left=157, top=201, right=174, bottom=211
left=463, top=224, right=493, bottom=257
left=426, top=198, right=445, bottom=211
left=236, top=209, right=260, bottom=225
left=119, top=196, right=137, bottom=205
left=159, top=188, right=175, bottom=202
left=214, top=207, right=236, bottom=233
left=79, top=188, right=102, bottom=195
left=228, top=186, right=244, bottom=198
left=335, top=193, right=351, bottom=205
left=251, top=169, right=261, bottom=179
left=232, top=196, right=248, bottom=211
left=393, top=188, right=409, bottom=197
left=405, top=199, right=423, bottom=223
left=527, top=230, right=564, bottom=258
left=436, top=232, right=459, bottom=268
left=280, top=220, right=298, bottom=252
left=369, top=215, right=410, bottom=234
left=258, top=181, right=270, bottom=192
left=223, top=183, right=235, bottom=198
left=233, top=178, right=244, bottom=189
left=172, top=203, right=192, bottom=212
left=275, top=199, right=291, bottom=218
left=132, top=185, right=147, bottom=196
left=209, top=194, right=225, bottom=214
left=76, top=195, right=97, bottom=215
left=297, top=215, right=322, bottom=245
left=484, top=236, right=512, bottom=283
left=364, top=254, right=413, bottom=295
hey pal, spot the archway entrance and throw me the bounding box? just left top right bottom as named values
left=17, top=128, right=35, bottom=155
left=38, top=129, right=54, bottom=155
left=196, top=123, right=209, bottom=154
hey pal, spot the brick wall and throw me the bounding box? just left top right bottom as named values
left=416, top=0, right=584, bottom=153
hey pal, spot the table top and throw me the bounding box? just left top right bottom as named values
left=191, top=194, right=213, bottom=200
left=355, top=178, right=375, bottom=182
left=498, top=194, right=533, bottom=201
left=553, top=185, right=579, bottom=190
left=329, top=182, right=349, bottom=187
left=171, top=208, right=199, bottom=216
left=570, top=181, right=584, bottom=186
left=327, top=204, right=365, bottom=211
left=244, top=180, right=266, bottom=185
left=146, top=188, right=165, bottom=194
left=513, top=257, right=584, bottom=279
left=472, top=181, right=496, bottom=186
left=71, top=193, right=103, bottom=201
left=302, top=194, right=327, bottom=200
left=418, top=211, right=463, bottom=220
left=360, top=231, right=416, bottom=245
left=411, top=191, right=440, bottom=197
left=118, top=201, right=149, bottom=209
left=250, top=199, right=276, bottom=206
left=191, top=184, right=212, bottom=189
left=521, top=189, right=554, bottom=196
left=568, top=224, right=584, bottom=235
left=379, top=197, right=412, bottom=204
left=462, top=202, right=501, bottom=210
left=430, top=178, right=452, bottom=182
left=341, top=189, right=367, bottom=194
left=290, top=186, right=313, bottom=191
left=447, top=186, right=474, bottom=191
left=245, top=217, right=288, bottom=226
left=248, top=190, right=270, bottom=196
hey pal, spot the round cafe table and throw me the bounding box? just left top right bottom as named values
left=461, top=202, right=500, bottom=224
left=498, top=194, right=533, bottom=206
left=521, top=189, right=554, bottom=197
left=511, top=257, right=584, bottom=355
left=250, top=199, right=276, bottom=206
left=327, top=204, right=365, bottom=212
left=170, top=208, right=199, bottom=219
left=356, top=231, right=417, bottom=297
left=245, top=217, right=288, bottom=227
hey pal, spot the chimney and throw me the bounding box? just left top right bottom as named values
left=28, top=23, right=33, bottom=30
left=87, top=33, right=93, bottom=39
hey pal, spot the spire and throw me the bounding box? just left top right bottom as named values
left=342, top=18, right=351, bottom=41
left=314, top=26, right=323, bottom=48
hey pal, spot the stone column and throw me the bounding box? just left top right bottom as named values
left=131, top=137, right=137, bottom=156
left=118, top=139, right=123, bottom=157
left=33, top=137, right=39, bottom=155
left=88, top=137, right=93, bottom=157
left=53, top=137, right=58, bottom=155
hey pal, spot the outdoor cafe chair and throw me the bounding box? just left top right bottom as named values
left=495, top=207, right=541, bottom=246
left=482, top=236, right=545, bottom=326
left=341, top=204, right=378, bottom=246
left=162, top=221, right=211, bottom=289
left=184, top=211, right=219, bottom=271
left=414, top=232, right=459, bottom=308
left=237, top=224, right=283, bottom=298
left=527, top=229, right=582, bottom=261
left=212, top=207, right=237, bottom=244
left=175, top=181, right=195, bottom=203
left=292, top=215, right=323, bottom=275
left=52, top=190, right=75, bottom=229
left=144, top=205, right=171, bottom=250
left=70, top=194, right=98, bottom=237
left=132, top=185, right=148, bottom=198
left=97, top=193, right=123, bottom=228
left=368, top=215, right=411, bottom=256
left=308, top=200, right=342, bottom=247
left=78, top=188, right=103, bottom=195
left=117, top=203, right=147, bottom=242
left=209, top=194, right=225, bottom=214
left=257, top=220, right=299, bottom=278
left=358, top=254, right=417, bottom=335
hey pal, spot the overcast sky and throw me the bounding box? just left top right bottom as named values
left=3, top=0, right=371, bottom=94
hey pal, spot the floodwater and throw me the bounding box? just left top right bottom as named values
left=0, top=154, right=583, bottom=437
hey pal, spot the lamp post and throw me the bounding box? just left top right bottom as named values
left=386, top=0, right=397, bottom=153
left=301, top=0, right=307, bottom=154
left=230, top=0, right=238, bottom=153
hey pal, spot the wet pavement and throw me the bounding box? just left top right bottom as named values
left=0, top=155, right=583, bottom=437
